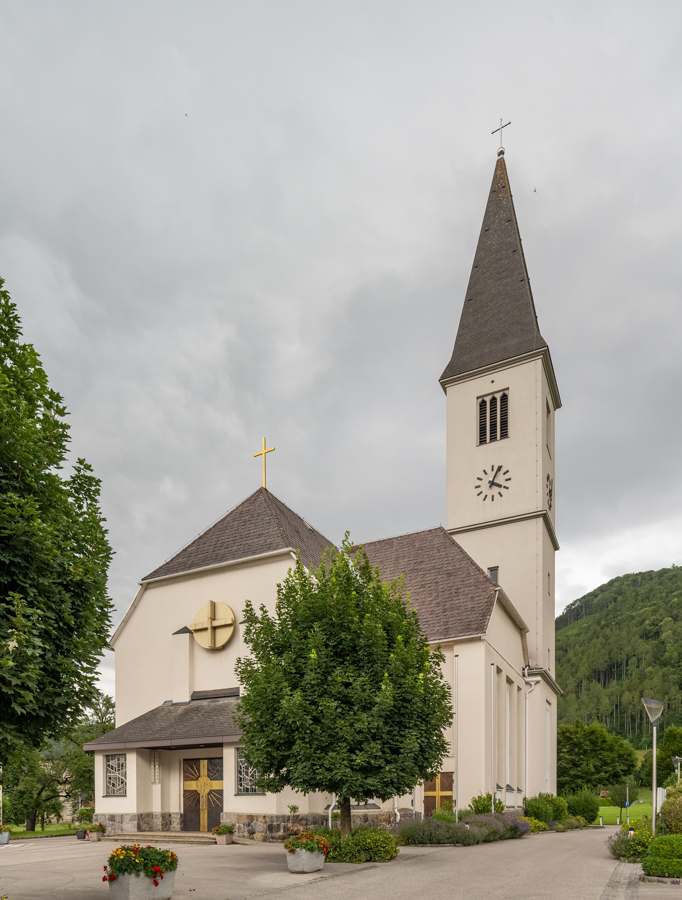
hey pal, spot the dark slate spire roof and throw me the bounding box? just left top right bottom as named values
left=143, top=487, right=334, bottom=581
left=357, top=527, right=497, bottom=643
left=440, top=154, right=547, bottom=383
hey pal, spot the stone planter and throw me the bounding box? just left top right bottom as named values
left=108, top=871, right=175, bottom=900
left=89, top=831, right=103, bottom=841
left=0, top=831, right=10, bottom=845
left=286, top=849, right=325, bottom=873
left=215, top=833, right=233, bottom=845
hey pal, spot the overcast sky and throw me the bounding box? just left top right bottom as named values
left=1, top=1, right=680, bottom=696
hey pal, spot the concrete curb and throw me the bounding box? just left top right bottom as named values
left=640, top=874, right=682, bottom=884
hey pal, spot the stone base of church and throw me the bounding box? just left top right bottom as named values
left=221, top=808, right=418, bottom=842
left=93, top=812, right=183, bottom=833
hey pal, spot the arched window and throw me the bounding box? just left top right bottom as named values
left=479, top=399, right=487, bottom=445
left=500, top=393, right=509, bottom=439
left=489, top=395, right=498, bottom=442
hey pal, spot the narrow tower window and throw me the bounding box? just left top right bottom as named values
left=489, top=395, right=498, bottom=442
left=479, top=399, right=487, bottom=445
left=500, top=393, right=509, bottom=439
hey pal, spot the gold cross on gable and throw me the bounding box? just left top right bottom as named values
left=254, top=436, right=275, bottom=488
left=192, top=600, right=235, bottom=650
left=491, top=118, right=511, bottom=151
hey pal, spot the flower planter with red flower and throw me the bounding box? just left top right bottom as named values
left=283, top=832, right=330, bottom=873
left=212, top=823, right=234, bottom=845
left=102, top=845, right=179, bottom=900
left=0, top=825, right=11, bottom=846
left=89, top=822, right=107, bottom=841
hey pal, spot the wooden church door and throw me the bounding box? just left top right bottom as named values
left=183, top=758, right=224, bottom=832
left=423, top=772, right=453, bottom=817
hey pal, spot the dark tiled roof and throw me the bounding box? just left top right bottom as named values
left=440, top=155, right=547, bottom=382
left=83, top=698, right=241, bottom=750
left=143, top=488, right=334, bottom=581
left=357, top=527, right=496, bottom=643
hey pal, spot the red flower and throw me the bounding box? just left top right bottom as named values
left=153, top=880, right=159, bottom=887
left=153, top=866, right=161, bottom=872
left=102, top=876, right=107, bottom=882
left=103, top=866, right=107, bottom=871
left=110, top=874, right=117, bottom=881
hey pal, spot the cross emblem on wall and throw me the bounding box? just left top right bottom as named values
left=191, top=600, right=236, bottom=650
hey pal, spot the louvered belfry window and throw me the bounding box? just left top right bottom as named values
left=478, top=391, right=509, bottom=444
left=500, top=393, right=509, bottom=439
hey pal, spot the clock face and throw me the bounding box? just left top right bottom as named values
left=474, top=465, right=511, bottom=501
left=546, top=474, right=553, bottom=511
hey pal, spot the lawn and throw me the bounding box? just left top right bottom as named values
left=5, top=822, right=79, bottom=839
left=599, top=789, right=653, bottom=825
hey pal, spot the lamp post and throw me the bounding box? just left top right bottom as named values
left=672, top=756, right=682, bottom=784
left=643, top=697, right=665, bottom=833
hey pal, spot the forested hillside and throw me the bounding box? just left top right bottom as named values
left=556, top=566, right=682, bottom=747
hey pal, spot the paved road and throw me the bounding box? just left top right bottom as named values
left=0, top=827, right=670, bottom=900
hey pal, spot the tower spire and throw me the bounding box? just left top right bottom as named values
left=440, top=153, right=548, bottom=384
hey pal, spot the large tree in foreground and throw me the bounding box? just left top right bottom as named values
left=0, top=280, right=113, bottom=762
left=236, top=538, right=453, bottom=836
left=557, top=720, right=636, bottom=794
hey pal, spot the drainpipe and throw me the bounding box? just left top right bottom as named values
left=523, top=671, right=541, bottom=804
left=393, top=796, right=400, bottom=825
left=328, top=794, right=337, bottom=830
left=454, top=654, right=459, bottom=823
left=491, top=663, right=495, bottom=813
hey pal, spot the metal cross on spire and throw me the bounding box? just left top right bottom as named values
left=254, top=436, right=275, bottom=488
left=491, top=119, right=511, bottom=156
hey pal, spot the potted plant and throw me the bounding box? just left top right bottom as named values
left=0, top=824, right=11, bottom=845
left=211, top=823, right=234, bottom=845
left=283, top=831, right=330, bottom=873
left=103, top=845, right=179, bottom=899
left=89, top=822, right=107, bottom=841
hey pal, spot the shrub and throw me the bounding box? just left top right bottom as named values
left=565, top=789, right=600, bottom=824
left=553, top=823, right=566, bottom=832
left=667, top=783, right=682, bottom=802
left=398, top=818, right=482, bottom=846
left=336, top=829, right=398, bottom=863
left=461, top=815, right=506, bottom=842
left=561, top=818, right=577, bottom=830
left=574, top=815, right=588, bottom=828
left=642, top=835, right=682, bottom=878
left=432, top=802, right=457, bottom=825
left=524, top=793, right=568, bottom=823
left=519, top=816, right=549, bottom=833
left=606, top=832, right=632, bottom=859
left=77, top=808, right=94, bottom=825
left=661, top=797, right=682, bottom=834
left=467, top=793, right=504, bottom=815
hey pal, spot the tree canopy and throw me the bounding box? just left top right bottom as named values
left=557, top=720, right=637, bottom=794
left=637, top=725, right=682, bottom=788
left=556, top=567, right=682, bottom=747
left=235, top=537, right=453, bottom=835
left=0, top=281, right=113, bottom=761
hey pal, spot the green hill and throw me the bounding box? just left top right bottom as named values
left=556, top=566, right=682, bottom=748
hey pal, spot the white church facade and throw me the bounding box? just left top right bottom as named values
left=86, top=149, right=562, bottom=837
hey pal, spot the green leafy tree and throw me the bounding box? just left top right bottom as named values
left=0, top=281, right=113, bottom=761
left=607, top=779, right=640, bottom=820
left=1, top=691, right=114, bottom=830
left=557, top=720, right=637, bottom=793
left=638, top=725, right=682, bottom=787
left=235, top=538, right=453, bottom=837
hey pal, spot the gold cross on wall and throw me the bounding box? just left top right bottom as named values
left=254, top=437, right=275, bottom=488
left=191, top=600, right=234, bottom=650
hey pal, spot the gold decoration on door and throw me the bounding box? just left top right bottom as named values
left=183, top=758, right=224, bottom=832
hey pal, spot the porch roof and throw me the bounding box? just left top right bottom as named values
left=83, top=697, right=241, bottom=752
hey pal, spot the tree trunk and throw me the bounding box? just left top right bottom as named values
left=339, top=799, right=352, bottom=838
left=25, top=814, right=36, bottom=833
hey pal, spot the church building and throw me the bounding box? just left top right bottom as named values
left=86, top=147, right=562, bottom=837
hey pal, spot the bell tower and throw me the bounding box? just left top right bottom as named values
left=440, top=147, right=561, bottom=792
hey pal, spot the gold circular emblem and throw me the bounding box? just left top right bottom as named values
left=191, top=601, right=235, bottom=650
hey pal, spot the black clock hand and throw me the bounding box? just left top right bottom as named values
left=488, top=465, right=502, bottom=487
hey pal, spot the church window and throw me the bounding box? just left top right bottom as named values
left=478, top=391, right=509, bottom=444
left=489, top=396, right=498, bottom=442
left=500, top=393, right=509, bottom=439
left=478, top=399, right=487, bottom=444
left=105, top=754, right=127, bottom=796
left=236, top=749, right=263, bottom=794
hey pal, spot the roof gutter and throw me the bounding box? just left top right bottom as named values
left=83, top=733, right=243, bottom=753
